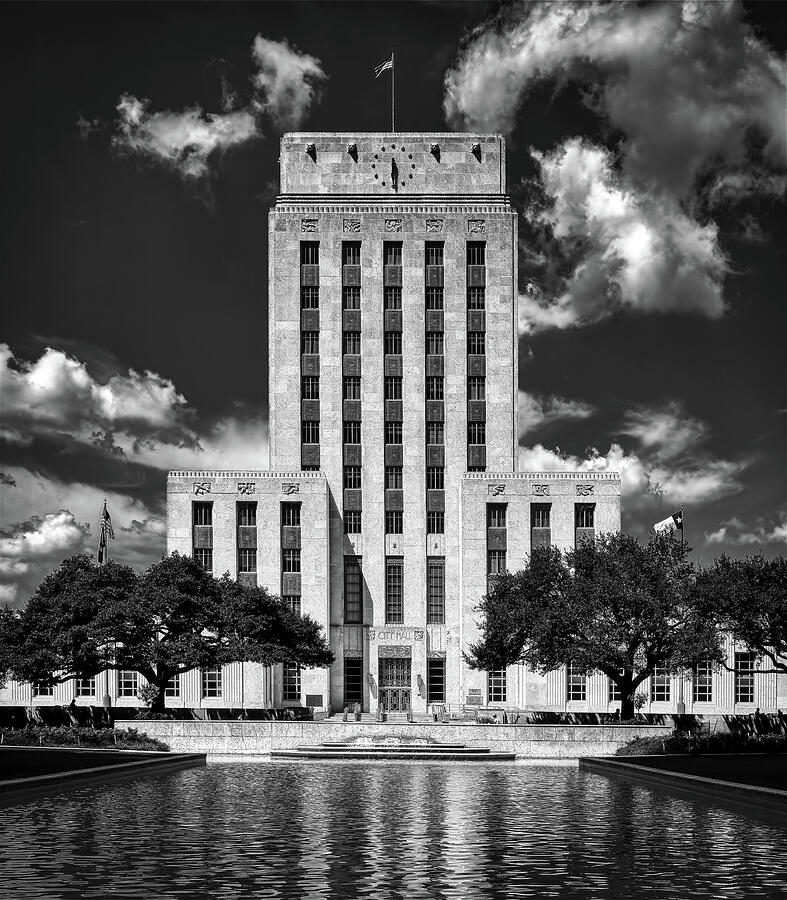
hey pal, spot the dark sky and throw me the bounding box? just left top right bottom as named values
left=1, top=1, right=785, bottom=604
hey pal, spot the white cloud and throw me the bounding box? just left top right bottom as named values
left=0, top=511, right=89, bottom=580
left=518, top=139, right=727, bottom=332
left=114, top=94, right=258, bottom=179
left=251, top=36, right=327, bottom=130
left=705, top=515, right=787, bottom=546
left=519, top=390, right=594, bottom=436
left=620, top=401, right=709, bottom=461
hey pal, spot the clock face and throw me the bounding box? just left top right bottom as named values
left=369, top=143, right=416, bottom=190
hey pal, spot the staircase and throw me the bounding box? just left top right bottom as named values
left=271, top=740, right=515, bottom=761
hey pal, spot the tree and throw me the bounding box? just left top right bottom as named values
left=3, top=552, right=334, bottom=712
left=697, top=554, right=787, bottom=675
left=467, top=532, right=723, bottom=720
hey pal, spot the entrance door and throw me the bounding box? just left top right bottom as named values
left=379, top=658, right=411, bottom=711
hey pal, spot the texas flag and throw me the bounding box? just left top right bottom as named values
left=374, top=54, right=393, bottom=78
left=653, top=510, right=684, bottom=533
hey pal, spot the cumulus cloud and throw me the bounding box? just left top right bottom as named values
left=705, top=515, right=787, bottom=546
left=113, top=36, right=326, bottom=179
left=446, top=2, right=785, bottom=332
left=620, top=401, right=709, bottom=461
left=251, top=36, right=327, bottom=130
left=519, top=390, right=594, bottom=436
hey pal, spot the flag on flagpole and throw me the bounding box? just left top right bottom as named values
left=374, top=55, right=393, bottom=78
left=97, top=500, right=115, bottom=564
left=653, top=509, right=684, bottom=533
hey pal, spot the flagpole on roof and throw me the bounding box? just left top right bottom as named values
left=391, top=48, right=395, bottom=132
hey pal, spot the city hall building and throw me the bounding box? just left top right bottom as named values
left=3, top=133, right=782, bottom=717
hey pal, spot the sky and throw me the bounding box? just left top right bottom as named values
left=1, top=1, right=785, bottom=606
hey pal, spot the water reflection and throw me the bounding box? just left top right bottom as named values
left=1, top=761, right=785, bottom=898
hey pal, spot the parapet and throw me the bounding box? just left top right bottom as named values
left=279, top=132, right=505, bottom=199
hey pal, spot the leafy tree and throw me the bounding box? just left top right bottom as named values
left=3, top=552, right=334, bottom=712
left=467, top=532, right=723, bottom=719
left=697, top=554, right=787, bottom=675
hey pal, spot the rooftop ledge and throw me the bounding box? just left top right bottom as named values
left=463, top=472, right=620, bottom=481
left=167, top=470, right=325, bottom=478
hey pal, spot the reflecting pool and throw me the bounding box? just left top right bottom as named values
left=2, top=760, right=786, bottom=898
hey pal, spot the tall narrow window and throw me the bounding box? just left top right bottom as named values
left=301, top=376, right=320, bottom=399
left=693, top=659, right=713, bottom=703
left=281, top=503, right=301, bottom=527
left=426, top=376, right=444, bottom=400
left=344, top=556, right=362, bottom=624
left=427, top=659, right=446, bottom=703
left=385, top=557, right=404, bottom=624
left=734, top=652, right=756, bottom=703
left=384, top=332, right=402, bottom=355
left=467, top=332, right=486, bottom=355
left=385, top=422, right=403, bottom=444
left=344, top=510, right=362, bottom=534
left=426, top=422, right=444, bottom=444
left=426, top=332, right=444, bottom=355
left=301, top=421, right=320, bottom=443
left=202, top=668, right=222, bottom=698
left=343, top=286, right=361, bottom=309
left=567, top=663, right=586, bottom=701
left=343, top=421, right=361, bottom=444
left=650, top=664, right=671, bottom=702
left=282, top=549, right=301, bottom=573
left=468, top=376, right=485, bottom=400
left=488, top=669, right=506, bottom=703
left=344, top=466, right=362, bottom=489
left=427, top=511, right=445, bottom=534
left=283, top=596, right=301, bottom=615
left=427, top=557, right=445, bottom=624
left=343, top=376, right=362, bottom=400
left=385, top=466, right=403, bottom=489
left=385, top=510, right=403, bottom=534
left=385, top=287, right=402, bottom=310
left=426, top=467, right=444, bottom=490
left=487, top=504, right=507, bottom=528
left=468, top=422, right=486, bottom=445
left=344, top=657, right=363, bottom=706
left=282, top=663, right=301, bottom=701
left=384, top=377, right=402, bottom=400
left=301, top=332, right=319, bottom=354
left=343, top=332, right=361, bottom=355
left=487, top=549, right=506, bottom=574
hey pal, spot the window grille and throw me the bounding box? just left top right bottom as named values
left=425, top=288, right=444, bottom=310
left=301, top=376, right=319, bottom=399
left=426, top=333, right=444, bottom=355
left=487, top=504, right=506, bottom=528
left=567, top=663, right=586, bottom=701
left=468, top=376, right=485, bottom=400
left=282, top=664, right=301, bottom=701
left=735, top=652, right=756, bottom=703
left=384, top=243, right=402, bottom=266
left=467, top=332, right=486, bottom=355
left=384, top=377, right=402, bottom=400
left=385, top=466, right=403, bottom=489
left=342, top=242, right=360, bottom=266
left=385, top=510, right=403, bottom=534
left=608, top=677, right=622, bottom=702
left=301, top=421, right=320, bottom=443
left=650, top=664, right=671, bottom=702
left=467, top=242, right=486, bottom=266
left=385, top=557, right=404, bottom=623
left=300, top=242, right=319, bottom=265
left=426, top=467, right=444, bottom=490
left=427, top=511, right=445, bottom=534
left=344, top=556, right=362, bottom=623
left=118, top=670, right=138, bottom=697
left=194, top=548, right=213, bottom=572
left=343, top=421, right=361, bottom=444
left=342, top=286, right=361, bottom=309
left=281, top=503, right=301, bottom=527
left=237, top=548, right=256, bottom=573
left=237, top=502, right=256, bottom=527
left=343, top=376, right=361, bottom=400
left=426, top=422, right=444, bottom=445
left=385, top=422, right=402, bottom=444
left=531, top=504, right=550, bottom=528
left=426, top=376, right=444, bottom=401
left=300, top=286, right=319, bottom=309
left=488, top=669, right=506, bottom=702
left=344, top=466, right=361, bottom=489
left=385, top=332, right=402, bottom=355
left=468, top=422, right=486, bottom=445
left=693, top=659, right=713, bottom=703
left=301, top=332, right=319, bottom=354
left=385, top=287, right=402, bottom=310
left=425, top=243, right=444, bottom=266
left=343, top=332, right=361, bottom=355
left=427, top=658, right=446, bottom=702
left=468, top=287, right=486, bottom=310
left=193, top=502, right=212, bottom=526
left=344, top=511, right=362, bottom=534
left=575, top=504, right=595, bottom=528
left=427, top=557, right=445, bottom=624
left=282, top=549, right=301, bottom=573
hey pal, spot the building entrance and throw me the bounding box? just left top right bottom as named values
left=378, top=658, right=411, bottom=711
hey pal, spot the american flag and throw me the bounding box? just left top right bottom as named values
left=374, top=54, right=393, bottom=78
left=97, top=500, right=115, bottom=564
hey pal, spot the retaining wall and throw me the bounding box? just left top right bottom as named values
left=117, top=720, right=672, bottom=758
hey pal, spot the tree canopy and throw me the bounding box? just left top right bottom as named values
left=467, top=532, right=723, bottom=719
left=697, top=553, right=787, bottom=675
left=0, top=552, right=333, bottom=711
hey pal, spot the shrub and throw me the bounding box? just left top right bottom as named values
left=616, top=731, right=787, bottom=756
left=0, top=725, right=169, bottom=752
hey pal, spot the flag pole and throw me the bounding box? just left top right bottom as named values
left=391, top=48, right=395, bottom=132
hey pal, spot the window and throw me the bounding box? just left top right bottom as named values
left=343, top=421, right=361, bottom=444
left=193, top=502, right=212, bottom=526
left=425, top=243, right=444, bottom=267
left=426, top=422, right=444, bottom=445
left=344, top=657, right=363, bottom=706
left=343, top=376, right=362, bottom=400
left=467, top=242, right=486, bottom=266
left=385, top=422, right=402, bottom=444
left=608, top=677, right=621, bottom=702
left=344, top=556, right=362, bottom=623
left=385, top=466, right=403, bottom=489
left=76, top=676, right=95, bottom=697
left=531, top=504, right=551, bottom=528
left=300, top=286, right=319, bottom=309
left=427, top=659, right=446, bottom=703
left=427, top=511, right=445, bottom=534
left=301, top=376, right=319, bottom=399
left=301, top=332, right=319, bottom=354
left=384, top=242, right=402, bottom=266
left=342, top=242, right=360, bottom=266
left=385, top=287, right=402, bottom=310
left=693, top=659, right=713, bottom=703
left=118, top=670, right=138, bottom=697
left=735, top=652, right=756, bottom=703
left=282, top=503, right=301, bottom=527
left=468, top=422, right=486, bottom=445
left=384, top=331, right=402, bottom=355
left=283, top=595, right=301, bottom=615
left=194, top=548, right=213, bottom=572
left=344, top=510, right=362, bottom=534
left=468, top=332, right=486, bottom=355
left=282, top=548, right=301, bottom=573
left=202, top=668, right=222, bottom=698
left=487, top=504, right=506, bottom=528
left=426, top=376, right=444, bottom=401
left=650, top=664, right=671, bottom=702
left=468, top=376, right=485, bottom=400
left=344, top=466, right=361, bottom=489
left=468, top=286, right=486, bottom=310
left=343, top=286, right=361, bottom=309
left=427, top=558, right=445, bottom=624
left=426, top=332, right=444, bottom=355
left=426, top=467, right=444, bottom=490
left=32, top=681, right=54, bottom=697
left=575, top=504, right=595, bottom=528
left=300, top=242, right=319, bottom=265
left=385, top=510, right=403, bottom=534
left=385, top=377, right=402, bottom=400
left=238, top=548, right=256, bottom=573
left=283, top=663, right=301, bottom=701
left=488, top=669, right=506, bottom=703
left=237, top=502, right=256, bottom=527
left=301, top=421, right=320, bottom=443
left=567, top=663, right=586, bottom=701
left=343, top=332, right=361, bottom=355
left=165, top=674, right=180, bottom=698
left=425, top=287, right=444, bottom=310
left=487, top=549, right=506, bottom=575
left=385, top=557, right=404, bottom=624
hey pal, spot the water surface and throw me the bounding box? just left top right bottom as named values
left=2, top=760, right=785, bottom=898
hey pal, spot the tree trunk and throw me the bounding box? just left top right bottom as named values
left=620, top=695, right=635, bottom=721
left=151, top=682, right=167, bottom=713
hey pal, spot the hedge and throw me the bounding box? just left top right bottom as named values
left=0, top=725, right=170, bottom=752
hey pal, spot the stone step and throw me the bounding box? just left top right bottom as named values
left=295, top=744, right=483, bottom=754
left=271, top=748, right=516, bottom=761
